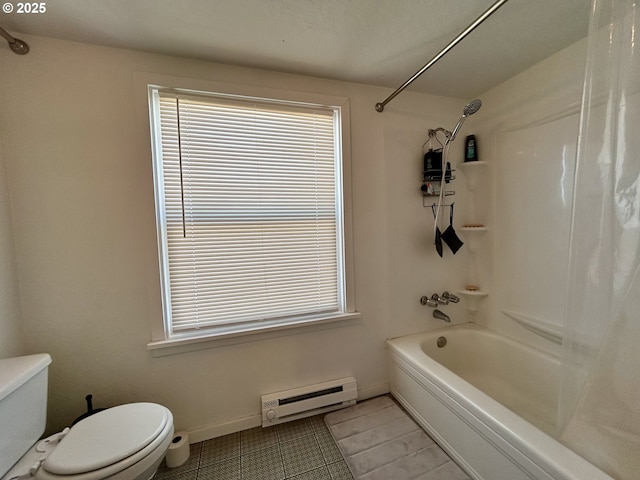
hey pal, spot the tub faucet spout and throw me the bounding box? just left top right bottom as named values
left=433, top=309, right=451, bottom=323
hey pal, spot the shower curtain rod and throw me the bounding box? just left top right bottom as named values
left=375, top=0, right=510, bottom=113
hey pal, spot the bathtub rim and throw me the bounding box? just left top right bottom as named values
left=386, top=323, right=613, bottom=480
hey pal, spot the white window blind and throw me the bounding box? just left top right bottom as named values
left=151, top=89, right=345, bottom=335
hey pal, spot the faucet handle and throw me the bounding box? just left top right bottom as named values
left=420, top=296, right=439, bottom=307
left=442, top=291, right=460, bottom=303
left=432, top=293, right=449, bottom=305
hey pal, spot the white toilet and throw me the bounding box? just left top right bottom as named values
left=1, top=354, right=174, bottom=480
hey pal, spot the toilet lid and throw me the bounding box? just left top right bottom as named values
left=43, top=402, right=169, bottom=475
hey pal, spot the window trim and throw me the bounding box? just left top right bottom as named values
left=147, top=312, right=361, bottom=357
left=136, top=73, right=357, bottom=354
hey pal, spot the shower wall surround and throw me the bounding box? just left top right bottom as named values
left=472, top=38, right=588, bottom=352
left=493, top=114, right=578, bottom=345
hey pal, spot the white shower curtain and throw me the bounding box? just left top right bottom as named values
left=559, top=0, right=640, bottom=478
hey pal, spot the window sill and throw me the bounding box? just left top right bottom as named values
left=147, top=312, right=361, bottom=357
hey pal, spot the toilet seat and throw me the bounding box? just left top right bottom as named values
left=34, top=403, right=173, bottom=480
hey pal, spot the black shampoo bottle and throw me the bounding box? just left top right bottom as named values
left=465, top=135, right=478, bottom=162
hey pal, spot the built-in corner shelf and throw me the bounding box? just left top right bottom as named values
left=460, top=226, right=488, bottom=231
left=457, top=289, right=488, bottom=314
left=502, top=309, right=563, bottom=344
left=457, top=161, right=489, bottom=314
left=458, top=161, right=487, bottom=192
left=460, top=226, right=487, bottom=253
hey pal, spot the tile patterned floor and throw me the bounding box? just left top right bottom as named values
left=155, top=414, right=354, bottom=480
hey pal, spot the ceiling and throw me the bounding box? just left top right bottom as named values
left=2, top=0, right=592, bottom=99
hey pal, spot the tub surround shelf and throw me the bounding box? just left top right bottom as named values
left=460, top=226, right=487, bottom=253
left=458, top=160, right=488, bottom=304
left=457, top=289, right=488, bottom=314
left=457, top=289, right=488, bottom=296
left=502, top=309, right=563, bottom=344
left=458, top=160, right=488, bottom=167
left=458, top=161, right=487, bottom=192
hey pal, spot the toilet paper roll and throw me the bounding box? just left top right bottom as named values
left=165, top=431, right=190, bottom=468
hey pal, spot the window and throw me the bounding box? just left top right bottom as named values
left=148, top=86, right=355, bottom=344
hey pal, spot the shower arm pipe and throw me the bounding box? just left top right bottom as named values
left=0, top=26, right=17, bottom=43
left=374, top=0, right=509, bottom=113
left=0, top=26, right=29, bottom=54
left=0, top=27, right=13, bottom=41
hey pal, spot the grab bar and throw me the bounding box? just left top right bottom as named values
left=375, top=0, right=510, bottom=112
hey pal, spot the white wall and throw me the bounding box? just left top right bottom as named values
left=471, top=38, right=588, bottom=351
left=0, top=34, right=474, bottom=436
left=0, top=132, right=24, bottom=359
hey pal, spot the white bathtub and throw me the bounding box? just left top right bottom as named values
left=386, top=323, right=612, bottom=480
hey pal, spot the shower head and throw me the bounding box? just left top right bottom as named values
left=463, top=99, right=482, bottom=116
left=449, top=99, right=482, bottom=142
left=0, top=27, right=29, bottom=55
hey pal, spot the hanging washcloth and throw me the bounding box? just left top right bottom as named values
left=441, top=203, right=464, bottom=254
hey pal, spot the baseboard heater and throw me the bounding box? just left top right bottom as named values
left=261, top=377, right=357, bottom=427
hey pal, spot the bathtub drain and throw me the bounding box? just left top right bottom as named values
left=437, top=336, right=447, bottom=348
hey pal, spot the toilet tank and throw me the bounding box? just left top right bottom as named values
left=0, top=354, right=51, bottom=478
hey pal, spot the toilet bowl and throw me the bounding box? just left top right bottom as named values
left=4, top=402, right=174, bottom=480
